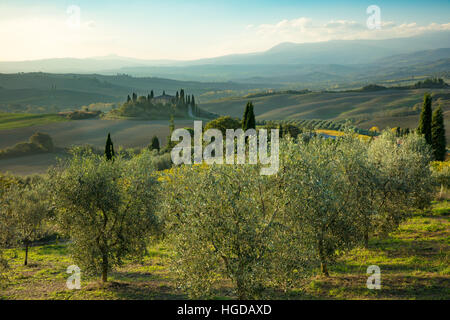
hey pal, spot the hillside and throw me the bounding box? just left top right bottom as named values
left=200, top=87, right=450, bottom=139
left=0, top=73, right=268, bottom=113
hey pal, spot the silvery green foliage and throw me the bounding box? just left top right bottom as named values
left=334, top=135, right=381, bottom=248
left=49, top=149, right=161, bottom=281
left=139, top=149, right=173, bottom=171
left=161, top=164, right=316, bottom=299
left=4, top=181, right=50, bottom=242
left=368, top=131, right=434, bottom=234
left=1, top=177, right=52, bottom=265
left=279, top=136, right=364, bottom=276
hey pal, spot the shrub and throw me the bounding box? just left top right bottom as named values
left=204, top=116, right=242, bottom=135
left=430, top=161, right=450, bottom=198
left=368, top=131, right=434, bottom=234
left=50, top=149, right=162, bottom=282
left=29, top=132, right=54, bottom=152
left=0, top=132, right=54, bottom=159
left=279, top=136, right=364, bottom=276
left=161, top=164, right=316, bottom=298
left=149, top=136, right=160, bottom=152
left=2, top=179, right=52, bottom=265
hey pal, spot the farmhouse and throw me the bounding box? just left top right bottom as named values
left=152, top=93, right=175, bottom=105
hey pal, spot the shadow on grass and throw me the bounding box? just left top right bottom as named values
left=110, top=271, right=166, bottom=282
left=94, top=281, right=188, bottom=300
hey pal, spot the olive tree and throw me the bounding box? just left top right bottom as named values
left=50, top=149, right=161, bottom=282
left=0, top=175, right=15, bottom=285
left=2, top=179, right=52, bottom=265
left=279, top=136, right=364, bottom=276
left=161, top=164, right=316, bottom=299
left=430, top=161, right=450, bottom=199
left=368, top=131, right=434, bottom=235
left=333, top=135, right=383, bottom=248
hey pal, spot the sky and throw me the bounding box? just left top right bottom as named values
left=0, top=0, right=449, bottom=61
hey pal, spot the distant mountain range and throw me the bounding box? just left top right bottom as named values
left=0, top=31, right=449, bottom=91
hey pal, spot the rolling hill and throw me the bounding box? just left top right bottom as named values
left=0, top=73, right=269, bottom=112
left=200, top=87, right=450, bottom=139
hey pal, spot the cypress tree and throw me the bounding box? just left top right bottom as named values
left=431, top=105, right=446, bottom=161
left=418, top=93, right=433, bottom=144
left=127, top=95, right=131, bottom=103
left=191, top=95, right=196, bottom=107
left=105, top=133, right=115, bottom=161
left=242, top=102, right=251, bottom=130
left=149, top=136, right=160, bottom=152
left=132, top=92, right=137, bottom=103
left=180, top=89, right=185, bottom=105
left=150, top=90, right=154, bottom=99
left=244, top=102, right=256, bottom=131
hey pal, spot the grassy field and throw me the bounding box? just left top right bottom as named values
left=1, top=202, right=448, bottom=300
left=0, top=113, right=68, bottom=131
left=0, top=119, right=195, bottom=175
left=200, top=88, right=450, bottom=140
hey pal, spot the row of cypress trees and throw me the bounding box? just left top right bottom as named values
left=417, top=93, right=446, bottom=161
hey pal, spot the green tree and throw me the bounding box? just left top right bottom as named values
left=280, top=137, right=363, bottom=276
left=50, top=149, right=161, bottom=282
left=242, top=102, right=251, bottom=130
left=30, top=132, right=54, bottom=152
left=2, top=179, right=52, bottom=266
left=204, top=116, right=241, bottom=136
left=244, top=102, right=256, bottom=131
left=431, top=105, right=446, bottom=161
left=417, top=93, right=433, bottom=144
left=127, top=95, right=131, bottom=103
left=105, top=133, right=115, bottom=161
left=368, top=131, right=434, bottom=235
left=162, top=164, right=315, bottom=299
left=149, top=136, right=160, bottom=152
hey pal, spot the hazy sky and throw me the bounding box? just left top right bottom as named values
left=1, top=0, right=449, bottom=61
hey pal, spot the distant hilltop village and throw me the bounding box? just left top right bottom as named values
left=110, top=89, right=217, bottom=120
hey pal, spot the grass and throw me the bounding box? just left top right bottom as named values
left=1, top=202, right=449, bottom=300
left=0, top=113, right=68, bottom=131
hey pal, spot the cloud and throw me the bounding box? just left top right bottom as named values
left=248, top=17, right=450, bottom=44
